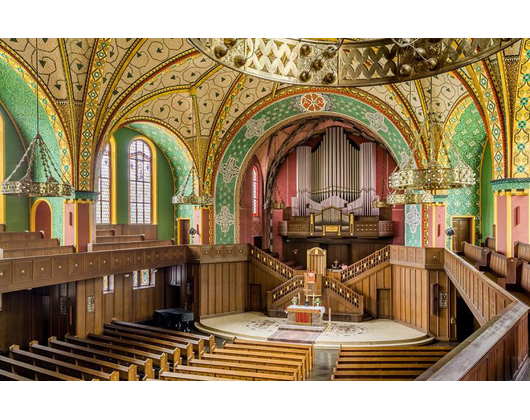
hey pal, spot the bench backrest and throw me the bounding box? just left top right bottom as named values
left=521, top=263, right=530, bottom=295
left=514, top=241, right=530, bottom=263
left=483, top=236, right=496, bottom=250
left=488, top=251, right=508, bottom=277
left=462, top=242, right=490, bottom=265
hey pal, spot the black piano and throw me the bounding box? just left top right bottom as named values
left=154, top=308, right=194, bottom=332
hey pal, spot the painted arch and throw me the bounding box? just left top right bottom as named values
left=213, top=91, right=415, bottom=244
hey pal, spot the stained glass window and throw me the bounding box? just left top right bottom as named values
left=133, top=269, right=155, bottom=289
left=252, top=166, right=259, bottom=216
left=129, top=139, right=152, bottom=224
left=96, top=143, right=111, bottom=224
left=103, top=275, right=114, bottom=294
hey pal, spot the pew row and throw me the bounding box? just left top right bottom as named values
left=0, top=355, right=81, bottom=381
left=170, top=364, right=295, bottom=381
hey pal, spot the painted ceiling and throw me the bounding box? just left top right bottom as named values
left=0, top=37, right=528, bottom=200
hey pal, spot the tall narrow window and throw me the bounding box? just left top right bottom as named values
left=96, top=144, right=111, bottom=224
left=129, top=139, right=152, bottom=224
left=252, top=166, right=259, bottom=216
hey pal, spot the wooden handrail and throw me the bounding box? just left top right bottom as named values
left=417, top=249, right=529, bottom=381
left=341, top=246, right=390, bottom=283
left=268, top=275, right=305, bottom=305
left=249, top=245, right=302, bottom=280
left=323, top=276, right=363, bottom=312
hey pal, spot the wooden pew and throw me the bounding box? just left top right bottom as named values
left=482, top=236, right=496, bottom=251
left=173, top=364, right=295, bottom=381
left=65, top=334, right=168, bottom=371
left=100, top=328, right=193, bottom=363
left=482, top=250, right=522, bottom=288
left=337, top=356, right=444, bottom=364
left=104, top=323, right=204, bottom=357
left=96, top=228, right=116, bottom=237
left=0, top=368, right=34, bottom=381
left=212, top=348, right=306, bottom=379
left=339, top=345, right=455, bottom=352
left=222, top=342, right=311, bottom=373
left=9, top=345, right=119, bottom=381
left=96, top=234, right=145, bottom=243
left=187, top=357, right=299, bottom=380
left=459, top=242, right=490, bottom=270
left=87, top=239, right=174, bottom=252
left=111, top=319, right=215, bottom=352
left=0, top=231, right=44, bottom=241
left=0, top=245, right=75, bottom=259
left=0, top=355, right=81, bottom=381
left=233, top=338, right=313, bottom=367
left=338, top=350, right=450, bottom=357
left=159, top=371, right=237, bottom=381
left=200, top=353, right=304, bottom=380
left=30, top=340, right=138, bottom=381
left=49, top=336, right=153, bottom=379
left=85, top=333, right=179, bottom=366
left=514, top=241, right=530, bottom=263
left=0, top=238, right=60, bottom=250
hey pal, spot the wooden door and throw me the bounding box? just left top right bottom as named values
left=178, top=219, right=191, bottom=244
left=249, top=284, right=262, bottom=312
left=452, top=217, right=472, bottom=252
left=377, top=289, right=391, bottom=319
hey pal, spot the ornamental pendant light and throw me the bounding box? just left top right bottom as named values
left=2, top=39, right=73, bottom=197
left=172, top=92, right=214, bottom=207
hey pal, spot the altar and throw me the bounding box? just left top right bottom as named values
left=286, top=305, right=326, bottom=326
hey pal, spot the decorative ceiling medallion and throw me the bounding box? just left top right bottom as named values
left=219, top=157, right=240, bottom=184
left=216, top=206, right=235, bottom=233
left=244, top=117, right=267, bottom=139
left=405, top=204, right=421, bottom=234
left=189, top=38, right=518, bottom=87
left=365, top=111, right=388, bottom=133
left=295, top=93, right=332, bottom=112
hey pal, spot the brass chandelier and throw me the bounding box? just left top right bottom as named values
left=2, top=39, right=73, bottom=198
left=189, top=38, right=517, bottom=87
left=172, top=94, right=214, bottom=207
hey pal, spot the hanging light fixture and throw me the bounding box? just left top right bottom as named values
left=2, top=39, right=73, bottom=197
left=172, top=92, right=214, bottom=207
left=390, top=78, right=475, bottom=194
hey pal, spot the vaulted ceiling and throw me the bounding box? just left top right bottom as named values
left=0, top=38, right=527, bottom=193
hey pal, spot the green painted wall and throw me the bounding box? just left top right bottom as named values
left=112, top=127, right=175, bottom=240
left=480, top=142, right=494, bottom=239
left=1, top=103, right=30, bottom=232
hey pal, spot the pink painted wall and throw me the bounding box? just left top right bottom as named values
left=496, top=195, right=507, bottom=255
left=35, top=201, right=52, bottom=239
left=274, top=149, right=297, bottom=208
left=511, top=195, right=529, bottom=256
left=434, top=206, right=446, bottom=248
left=272, top=209, right=283, bottom=255
left=64, top=203, right=76, bottom=246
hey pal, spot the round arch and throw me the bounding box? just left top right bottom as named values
left=0, top=49, right=73, bottom=185
left=30, top=198, right=53, bottom=239
left=213, top=91, right=414, bottom=244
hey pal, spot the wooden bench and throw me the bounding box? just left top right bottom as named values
left=0, top=245, right=75, bottom=259
left=459, top=242, right=490, bottom=270
left=514, top=241, right=530, bottom=263
left=96, top=229, right=116, bottom=237
left=339, top=345, right=455, bottom=352
left=65, top=334, right=167, bottom=371
left=482, top=236, right=496, bottom=251
left=87, top=239, right=174, bottom=252
left=338, top=350, right=450, bottom=357
left=96, top=234, right=146, bottom=243
left=0, top=231, right=44, bottom=241
left=0, top=368, right=33, bottom=381
left=187, top=357, right=299, bottom=380
left=483, top=251, right=522, bottom=288
left=0, top=355, right=81, bottom=381
left=86, top=333, right=180, bottom=365
left=104, top=323, right=204, bottom=357
left=101, top=327, right=194, bottom=363
left=222, top=342, right=311, bottom=373
left=212, top=348, right=306, bottom=379
left=233, top=338, right=314, bottom=367
left=49, top=336, right=153, bottom=379
left=111, top=319, right=215, bottom=352
left=331, top=370, right=419, bottom=380
left=173, top=364, right=294, bottom=381
left=200, top=353, right=304, bottom=380
left=31, top=340, right=138, bottom=381
left=159, top=371, right=237, bottom=381
left=337, top=356, right=445, bottom=364
left=0, top=238, right=60, bottom=250
left=9, top=345, right=119, bottom=381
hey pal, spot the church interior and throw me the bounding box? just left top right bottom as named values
left=0, top=32, right=530, bottom=389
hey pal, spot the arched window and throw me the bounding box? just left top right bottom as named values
left=252, top=166, right=259, bottom=216
left=129, top=139, right=152, bottom=224
left=96, top=143, right=111, bottom=224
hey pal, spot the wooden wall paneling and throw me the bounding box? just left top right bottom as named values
left=229, top=263, right=236, bottom=313
left=222, top=263, right=229, bottom=313
left=76, top=280, right=86, bottom=338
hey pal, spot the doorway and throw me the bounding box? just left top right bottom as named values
left=177, top=219, right=191, bottom=245
left=31, top=199, right=52, bottom=239
left=377, top=289, right=391, bottom=319
left=452, top=217, right=473, bottom=252
left=456, top=296, right=477, bottom=342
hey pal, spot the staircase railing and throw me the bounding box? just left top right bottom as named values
left=249, top=245, right=302, bottom=280
left=323, top=276, right=364, bottom=313
left=341, top=245, right=391, bottom=283
left=268, top=275, right=306, bottom=306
